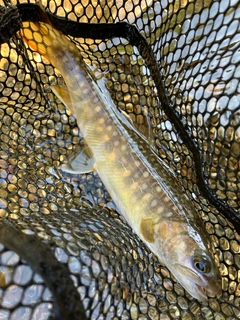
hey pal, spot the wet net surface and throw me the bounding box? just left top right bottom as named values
left=0, top=0, right=240, bottom=319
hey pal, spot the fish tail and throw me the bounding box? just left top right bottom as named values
left=20, top=2, right=76, bottom=64
left=21, top=21, right=54, bottom=59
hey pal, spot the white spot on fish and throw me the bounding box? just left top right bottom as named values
left=165, top=211, right=174, bottom=218
left=121, top=144, right=127, bottom=152
left=108, top=152, right=116, bottom=161
left=83, top=87, right=89, bottom=95
left=157, top=206, right=164, bottom=214
left=123, top=170, right=131, bottom=177
left=95, top=106, right=101, bottom=113
left=98, top=118, right=105, bottom=124
left=130, top=182, right=138, bottom=190
left=113, top=140, right=120, bottom=147
left=143, top=193, right=151, bottom=201
left=93, top=97, right=99, bottom=104
left=103, top=135, right=110, bottom=142
left=151, top=199, right=158, bottom=208
left=96, top=126, right=104, bottom=133
left=135, top=160, right=141, bottom=167
left=141, top=183, right=148, bottom=191
left=143, top=171, right=149, bottom=178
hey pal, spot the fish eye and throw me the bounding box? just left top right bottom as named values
left=193, top=255, right=211, bottom=274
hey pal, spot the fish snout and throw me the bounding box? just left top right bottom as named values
left=173, top=263, right=222, bottom=301
left=203, top=276, right=222, bottom=298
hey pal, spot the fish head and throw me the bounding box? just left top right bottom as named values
left=157, top=219, right=222, bottom=301
left=172, top=247, right=222, bottom=301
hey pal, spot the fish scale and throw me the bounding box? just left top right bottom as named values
left=20, top=15, right=222, bottom=301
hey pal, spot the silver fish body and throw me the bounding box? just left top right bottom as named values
left=21, top=20, right=222, bottom=301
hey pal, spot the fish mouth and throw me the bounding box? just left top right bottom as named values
left=195, top=284, right=209, bottom=301
left=173, top=264, right=222, bottom=301
left=196, top=282, right=222, bottom=301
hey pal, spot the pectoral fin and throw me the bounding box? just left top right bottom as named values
left=51, top=84, right=75, bottom=115
left=140, top=217, right=155, bottom=243
left=61, top=143, right=96, bottom=174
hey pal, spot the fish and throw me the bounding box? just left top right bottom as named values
left=20, top=6, right=222, bottom=301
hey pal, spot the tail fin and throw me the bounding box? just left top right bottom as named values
left=21, top=21, right=55, bottom=60
left=20, top=1, right=78, bottom=65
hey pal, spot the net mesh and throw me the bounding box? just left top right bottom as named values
left=0, top=0, right=240, bottom=319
